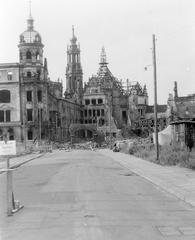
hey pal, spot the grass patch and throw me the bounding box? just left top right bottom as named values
left=118, top=140, right=195, bottom=170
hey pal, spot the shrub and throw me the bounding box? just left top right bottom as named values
left=117, top=140, right=195, bottom=170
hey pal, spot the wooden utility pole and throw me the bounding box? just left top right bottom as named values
left=109, top=94, right=112, bottom=149
left=152, top=34, right=159, bottom=161
left=39, top=109, right=42, bottom=145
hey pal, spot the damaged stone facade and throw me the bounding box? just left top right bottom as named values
left=0, top=11, right=163, bottom=143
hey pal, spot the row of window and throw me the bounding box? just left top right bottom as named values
left=0, top=90, right=43, bottom=104
left=20, top=51, right=40, bottom=61
left=80, top=119, right=105, bottom=125
left=85, top=98, right=103, bottom=105
left=0, top=110, right=10, bottom=122
left=0, top=72, right=13, bottom=81
left=27, top=90, right=42, bottom=102
left=81, top=109, right=105, bottom=118
left=0, top=129, right=14, bottom=140
left=26, top=109, right=43, bottom=122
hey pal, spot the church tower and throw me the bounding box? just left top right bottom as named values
left=65, top=26, right=83, bottom=100
left=18, top=5, right=49, bottom=141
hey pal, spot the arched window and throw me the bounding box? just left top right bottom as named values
left=27, top=72, right=31, bottom=77
left=26, top=51, right=31, bottom=59
left=8, top=128, right=14, bottom=140
left=0, top=90, right=11, bottom=103
left=28, top=130, right=33, bottom=140
left=36, top=51, right=40, bottom=60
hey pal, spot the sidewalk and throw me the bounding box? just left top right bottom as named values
left=0, top=153, right=43, bottom=172
left=98, top=149, right=195, bottom=208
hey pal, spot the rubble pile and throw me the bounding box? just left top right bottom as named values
left=113, top=135, right=154, bottom=155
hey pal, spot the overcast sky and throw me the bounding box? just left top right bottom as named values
left=0, top=0, right=195, bottom=105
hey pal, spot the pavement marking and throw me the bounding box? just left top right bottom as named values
left=156, top=226, right=181, bottom=236
left=178, top=226, right=195, bottom=236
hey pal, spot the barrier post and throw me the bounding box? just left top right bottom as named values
left=6, top=157, right=13, bottom=216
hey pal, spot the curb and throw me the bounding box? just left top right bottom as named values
left=0, top=154, right=44, bottom=175
left=11, top=154, right=43, bottom=169
left=98, top=150, right=195, bottom=208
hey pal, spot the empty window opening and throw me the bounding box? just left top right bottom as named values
left=38, top=109, right=42, bottom=122
left=0, top=90, right=11, bottom=103
left=26, top=51, right=31, bottom=59
left=0, top=129, right=3, bottom=140
left=36, top=52, right=40, bottom=60
left=6, top=110, right=10, bottom=122
left=101, top=109, right=104, bottom=116
left=91, top=99, right=96, bottom=105
left=37, top=69, right=41, bottom=80
left=7, top=72, right=13, bottom=80
left=27, top=109, right=33, bottom=121
left=122, top=111, right=127, bottom=118
left=84, top=109, right=87, bottom=117
left=26, top=91, right=32, bottom=102
left=8, top=128, right=14, bottom=140
left=98, top=98, right=103, bottom=104
left=97, top=110, right=100, bottom=116
left=37, top=90, right=42, bottom=102
left=0, top=110, right=10, bottom=122
left=20, top=52, right=23, bottom=61
left=28, top=130, right=33, bottom=140
left=93, top=110, right=96, bottom=117
left=89, top=109, right=92, bottom=117
left=85, top=99, right=90, bottom=105
left=85, top=120, right=88, bottom=124
left=0, top=111, right=4, bottom=122
left=27, top=71, right=31, bottom=77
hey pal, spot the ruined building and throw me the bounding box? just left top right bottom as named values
left=0, top=11, right=154, bottom=143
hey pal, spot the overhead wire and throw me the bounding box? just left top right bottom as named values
left=157, top=21, right=195, bottom=46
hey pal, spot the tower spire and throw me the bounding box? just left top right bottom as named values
left=100, top=45, right=107, bottom=65
left=27, top=0, right=34, bottom=30
left=29, top=1, right=31, bottom=16
left=70, top=25, right=77, bottom=45
left=72, top=25, right=74, bottom=38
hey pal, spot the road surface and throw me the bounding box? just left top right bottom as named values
left=1, top=150, right=195, bottom=239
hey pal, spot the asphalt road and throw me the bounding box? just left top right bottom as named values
left=1, top=150, right=195, bottom=239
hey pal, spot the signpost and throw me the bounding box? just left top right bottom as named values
left=0, top=139, right=23, bottom=216
left=0, top=140, right=16, bottom=155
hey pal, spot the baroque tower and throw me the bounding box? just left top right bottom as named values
left=65, top=26, right=83, bottom=101
left=18, top=6, right=49, bottom=141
